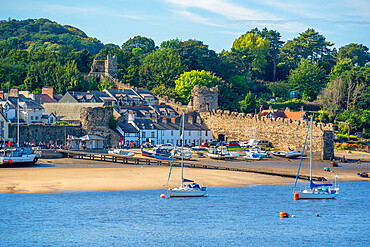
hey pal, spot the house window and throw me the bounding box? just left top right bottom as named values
left=35, top=116, right=38, bottom=120
left=151, top=132, right=154, bottom=138
left=171, top=130, right=173, bottom=136
left=206, top=130, right=208, bottom=136
left=189, top=131, right=191, bottom=136
left=142, top=132, right=145, bottom=138
left=31, top=116, right=34, bottom=120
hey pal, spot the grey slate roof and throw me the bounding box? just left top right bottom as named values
left=119, top=122, right=139, bottom=133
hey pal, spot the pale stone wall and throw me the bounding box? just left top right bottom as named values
left=200, top=110, right=334, bottom=160
left=88, top=55, right=117, bottom=79
left=189, top=85, right=218, bottom=112
left=80, top=106, right=119, bottom=146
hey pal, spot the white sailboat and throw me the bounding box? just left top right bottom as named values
left=293, top=115, right=339, bottom=199
left=166, top=113, right=207, bottom=197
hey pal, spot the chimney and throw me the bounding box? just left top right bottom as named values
left=171, top=117, right=176, bottom=124
left=285, top=107, right=290, bottom=112
left=268, top=105, right=273, bottom=112
left=42, top=86, right=54, bottom=99
left=128, top=110, right=135, bottom=123
left=0, top=90, right=4, bottom=99
left=188, top=115, right=193, bottom=124
left=9, top=88, right=19, bottom=97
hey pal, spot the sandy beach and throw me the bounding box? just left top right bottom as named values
left=0, top=150, right=368, bottom=194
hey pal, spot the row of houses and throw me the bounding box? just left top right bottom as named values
left=115, top=112, right=214, bottom=147
left=0, top=86, right=162, bottom=125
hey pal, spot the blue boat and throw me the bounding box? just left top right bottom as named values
left=151, top=154, right=173, bottom=161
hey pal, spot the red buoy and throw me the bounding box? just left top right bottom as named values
left=160, top=194, right=166, bottom=199
left=8, top=159, right=12, bottom=164
left=280, top=212, right=289, bottom=218
left=294, top=193, right=300, bottom=200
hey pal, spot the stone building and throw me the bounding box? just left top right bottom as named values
left=88, top=55, right=117, bottom=79
left=188, top=85, right=218, bottom=112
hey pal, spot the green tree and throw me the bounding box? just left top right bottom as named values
left=248, top=28, right=284, bottom=81
left=239, top=91, right=256, bottom=113
left=338, top=43, right=370, bottom=66
left=232, top=32, right=269, bottom=74
left=175, top=70, right=222, bottom=102
left=121, top=36, right=155, bottom=53
left=288, top=59, right=326, bottom=100
left=98, top=77, right=114, bottom=91
left=139, top=48, right=187, bottom=90
left=278, top=28, right=335, bottom=80
left=177, top=40, right=221, bottom=75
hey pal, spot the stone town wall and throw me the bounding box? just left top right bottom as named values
left=80, top=106, right=119, bottom=146
left=8, top=107, right=120, bottom=147
left=200, top=110, right=334, bottom=160
left=9, top=125, right=87, bottom=145
left=190, top=85, right=218, bottom=112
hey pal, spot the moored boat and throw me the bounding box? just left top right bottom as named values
left=0, top=147, right=38, bottom=167
left=293, top=115, right=339, bottom=200
left=166, top=113, right=207, bottom=197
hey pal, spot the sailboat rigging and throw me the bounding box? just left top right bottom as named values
left=166, top=112, right=207, bottom=197
left=293, top=114, right=339, bottom=199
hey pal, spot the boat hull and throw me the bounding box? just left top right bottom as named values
left=167, top=188, right=207, bottom=197
left=151, top=155, right=173, bottom=161
left=294, top=191, right=338, bottom=199
left=0, top=155, right=37, bottom=168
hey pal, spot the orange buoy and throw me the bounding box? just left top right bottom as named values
left=8, top=159, right=12, bottom=164
left=280, top=212, right=289, bottom=218
left=294, top=193, right=300, bottom=200
left=160, top=194, right=166, bottom=199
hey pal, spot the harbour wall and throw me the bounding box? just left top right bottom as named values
left=200, top=110, right=334, bottom=160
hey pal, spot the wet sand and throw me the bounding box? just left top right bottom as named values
left=0, top=150, right=368, bottom=194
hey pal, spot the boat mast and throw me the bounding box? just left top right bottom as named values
left=17, top=98, right=20, bottom=147
left=310, top=114, right=313, bottom=183
left=181, top=112, right=185, bottom=187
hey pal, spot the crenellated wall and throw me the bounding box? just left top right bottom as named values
left=200, top=110, right=334, bottom=160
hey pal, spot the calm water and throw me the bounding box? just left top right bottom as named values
left=0, top=182, right=369, bottom=246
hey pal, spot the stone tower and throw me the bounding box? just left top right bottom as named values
left=189, top=85, right=218, bottom=112
left=106, top=55, right=117, bottom=78
left=88, top=55, right=117, bottom=79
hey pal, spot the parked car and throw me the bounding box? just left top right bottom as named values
left=226, top=141, right=240, bottom=147
left=201, top=142, right=209, bottom=147
left=209, top=141, right=219, bottom=147
left=239, top=142, right=249, bottom=147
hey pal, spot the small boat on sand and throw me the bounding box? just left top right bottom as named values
left=271, top=150, right=301, bottom=159
left=108, top=149, right=135, bottom=156
left=243, top=152, right=263, bottom=160
left=357, top=172, right=369, bottom=178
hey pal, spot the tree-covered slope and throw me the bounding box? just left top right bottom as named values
left=0, top=18, right=104, bottom=54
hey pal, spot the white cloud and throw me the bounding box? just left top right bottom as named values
left=172, top=9, right=225, bottom=27
left=166, top=0, right=281, bottom=21
left=35, top=3, right=144, bottom=20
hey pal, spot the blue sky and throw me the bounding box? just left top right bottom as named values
left=1, top=0, right=369, bottom=52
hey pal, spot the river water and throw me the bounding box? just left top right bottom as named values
left=0, top=181, right=368, bottom=246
